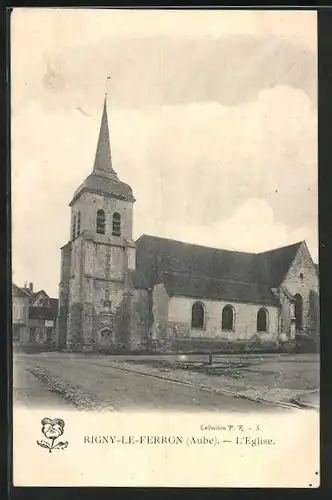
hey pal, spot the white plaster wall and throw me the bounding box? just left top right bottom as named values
left=167, top=296, right=279, bottom=340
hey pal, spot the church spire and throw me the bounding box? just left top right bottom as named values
left=93, top=87, right=117, bottom=177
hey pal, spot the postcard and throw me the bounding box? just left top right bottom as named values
left=11, top=8, right=319, bottom=487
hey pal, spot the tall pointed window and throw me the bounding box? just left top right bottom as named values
left=72, top=214, right=76, bottom=241
left=257, top=308, right=268, bottom=332
left=96, top=209, right=106, bottom=234
left=191, top=302, right=205, bottom=329
left=77, top=211, right=81, bottom=236
left=294, top=294, right=303, bottom=331
left=112, top=212, right=121, bottom=237
left=222, top=305, right=234, bottom=331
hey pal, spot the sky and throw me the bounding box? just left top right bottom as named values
left=11, top=9, right=318, bottom=297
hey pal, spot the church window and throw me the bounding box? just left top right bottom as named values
left=294, top=294, right=303, bottom=331
left=257, top=308, right=268, bottom=332
left=96, top=209, right=106, bottom=234
left=222, top=305, right=234, bottom=331
left=191, top=302, right=205, bottom=329
left=77, top=211, right=81, bottom=235
left=112, top=212, right=121, bottom=237
left=72, top=214, right=76, bottom=240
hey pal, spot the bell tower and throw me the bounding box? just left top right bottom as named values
left=58, top=94, right=136, bottom=351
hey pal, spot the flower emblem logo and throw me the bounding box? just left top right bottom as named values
left=37, top=417, right=69, bottom=453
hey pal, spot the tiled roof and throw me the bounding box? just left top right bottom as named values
left=70, top=172, right=135, bottom=205
left=12, top=284, right=30, bottom=298
left=255, top=242, right=303, bottom=287
left=135, top=235, right=304, bottom=305
left=162, top=272, right=279, bottom=306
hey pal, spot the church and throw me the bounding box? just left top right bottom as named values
left=56, top=98, right=320, bottom=353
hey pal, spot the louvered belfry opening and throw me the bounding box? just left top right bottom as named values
left=96, top=209, right=106, bottom=234
left=112, top=212, right=121, bottom=236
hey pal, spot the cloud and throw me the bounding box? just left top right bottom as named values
left=157, top=198, right=318, bottom=261
left=12, top=33, right=316, bottom=115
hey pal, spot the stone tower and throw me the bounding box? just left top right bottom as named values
left=57, top=97, right=137, bottom=351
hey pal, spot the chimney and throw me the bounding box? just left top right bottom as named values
left=29, top=282, right=33, bottom=292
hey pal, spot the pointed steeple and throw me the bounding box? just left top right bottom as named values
left=69, top=86, right=136, bottom=207
left=93, top=95, right=117, bottom=177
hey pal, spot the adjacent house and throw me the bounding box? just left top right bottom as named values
left=12, top=282, right=58, bottom=349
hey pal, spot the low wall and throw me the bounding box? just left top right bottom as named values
left=13, top=342, right=57, bottom=354
left=147, top=336, right=298, bottom=354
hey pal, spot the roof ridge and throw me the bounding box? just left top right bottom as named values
left=138, top=234, right=306, bottom=257
left=257, top=241, right=303, bottom=255
left=137, top=234, right=256, bottom=256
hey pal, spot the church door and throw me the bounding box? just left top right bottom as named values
left=100, top=328, right=114, bottom=344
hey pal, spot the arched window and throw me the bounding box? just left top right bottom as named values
left=191, top=302, right=205, bottom=329
left=112, top=212, right=121, bottom=236
left=72, top=214, right=76, bottom=240
left=77, top=211, right=81, bottom=235
left=222, top=305, right=234, bottom=331
left=257, top=308, right=268, bottom=332
left=294, top=294, right=303, bottom=331
left=96, top=209, right=106, bottom=234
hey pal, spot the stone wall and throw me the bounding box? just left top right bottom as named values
left=129, top=289, right=150, bottom=350
left=277, top=286, right=293, bottom=337
left=72, top=191, right=134, bottom=245
left=67, top=303, right=83, bottom=349
left=91, top=288, right=149, bottom=353
left=151, top=284, right=169, bottom=339
left=57, top=242, right=71, bottom=349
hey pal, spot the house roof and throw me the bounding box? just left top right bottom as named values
left=135, top=235, right=304, bottom=305
left=30, top=289, right=49, bottom=303
left=12, top=283, right=30, bottom=298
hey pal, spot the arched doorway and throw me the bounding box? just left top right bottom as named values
left=99, top=328, right=114, bottom=344
left=294, top=294, right=303, bottom=332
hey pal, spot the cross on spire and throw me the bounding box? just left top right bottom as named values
left=105, top=76, right=111, bottom=98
